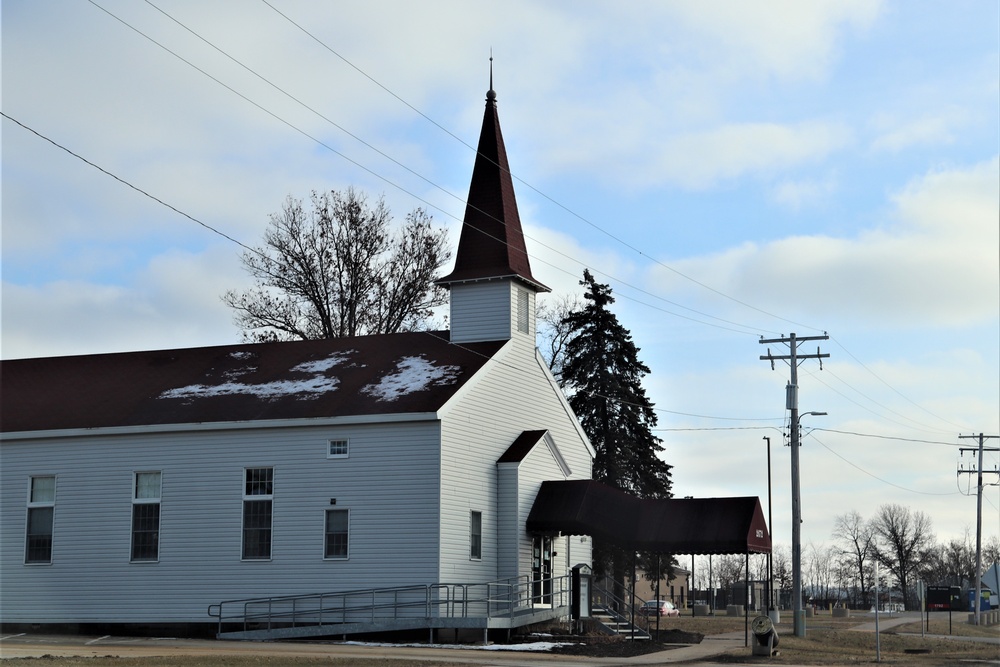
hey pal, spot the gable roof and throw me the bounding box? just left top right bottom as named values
left=1, top=333, right=506, bottom=434
left=497, top=429, right=572, bottom=477
left=526, top=479, right=771, bottom=555
left=497, top=429, right=549, bottom=463
left=436, top=85, right=549, bottom=292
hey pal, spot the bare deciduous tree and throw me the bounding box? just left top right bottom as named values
left=832, top=510, right=876, bottom=608
left=536, top=293, right=582, bottom=386
left=871, top=503, right=934, bottom=609
left=805, top=542, right=837, bottom=605
left=223, top=188, right=450, bottom=341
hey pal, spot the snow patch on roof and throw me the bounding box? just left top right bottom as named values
left=361, top=355, right=461, bottom=402
left=292, top=351, right=356, bottom=374
left=159, top=376, right=339, bottom=401
left=158, top=352, right=354, bottom=401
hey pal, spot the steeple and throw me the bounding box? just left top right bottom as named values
left=436, top=74, right=549, bottom=293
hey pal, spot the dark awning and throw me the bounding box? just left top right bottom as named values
left=526, top=479, right=771, bottom=555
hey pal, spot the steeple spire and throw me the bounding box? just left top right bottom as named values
left=488, top=50, right=495, bottom=101
left=436, top=67, right=549, bottom=293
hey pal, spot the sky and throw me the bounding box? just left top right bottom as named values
left=3, top=1, right=998, bottom=558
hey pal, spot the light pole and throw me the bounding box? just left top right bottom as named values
left=791, top=410, right=826, bottom=637
left=764, top=436, right=776, bottom=623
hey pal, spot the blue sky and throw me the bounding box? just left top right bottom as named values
left=3, top=0, right=998, bottom=553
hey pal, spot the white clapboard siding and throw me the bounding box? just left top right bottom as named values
left=438, top=336, right=593, bottom=586
left=449, top=281, right=536, bottom=344
left=0, top=420, right=442, bottom=624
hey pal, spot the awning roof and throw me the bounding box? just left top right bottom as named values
left=526, top=479, right=771, bottom=555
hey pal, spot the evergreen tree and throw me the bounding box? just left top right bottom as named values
left=561, top=270, right=672, bottom=498
left=560, top=270, right=673, bottom=595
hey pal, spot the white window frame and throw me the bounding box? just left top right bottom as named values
left=241, top=467, right=274, bottom=561
left=324, top=508, right=350, bottom=560
left=25, top=475, right=56, bottom=565
left=327, top=438, right=349, bottom=459
left=470, top=510, right=483, bottom=561
left=131, top=471, right=161, bottom=563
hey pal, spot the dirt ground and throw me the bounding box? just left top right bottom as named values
left=2, top=612, right=997, bottom=666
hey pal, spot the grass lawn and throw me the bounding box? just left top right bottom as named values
left=661, top=611, right=999, bottom=665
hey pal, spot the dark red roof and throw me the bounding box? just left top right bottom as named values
left=526, top=480, right=771, bottom=554
left=1, top=333, right=505, bottom=433
left=497, top=429, right=548, bottom=463
left=436, top=87, right=549, bottom=292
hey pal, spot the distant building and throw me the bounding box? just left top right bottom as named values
left=632, top=567, right=691, bottom=606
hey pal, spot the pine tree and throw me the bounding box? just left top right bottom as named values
left=560, top=270, right=673, bottom=594
left=561, top=270, right=672, bottom=498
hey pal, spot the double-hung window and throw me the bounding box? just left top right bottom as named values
left=242, top=467, right=273, bottom=560
left=324, top=509, right=349, bottom=559
left=470, top=510, right=483, bottom=560
left=25, top=476, right=55, bottom=564
left=131, top=471, right=161, bottom=561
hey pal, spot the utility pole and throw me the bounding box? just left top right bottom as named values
left=760, top=332, right=829, bottom=638
left=958, top=433, right=999, bottom=625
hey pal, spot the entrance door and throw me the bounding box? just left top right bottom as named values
left=531, top=536, right=553, bottom=605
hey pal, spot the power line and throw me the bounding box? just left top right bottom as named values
left=830, top=336, right=971, bottom=433
left=2, top=109, right=772, bottom=427
left=31, top=2, right=989, bottom=437
left=804, top=367, right=957, bottom=435
left=811, top=428, right=965, bottom=447
left=89, top=0, right=775, bottom=338
left=258, top=0, right=823, bottom=335
left=808, top=432, right=961, bottom=497
left=1, top=112, right=257, bottom=257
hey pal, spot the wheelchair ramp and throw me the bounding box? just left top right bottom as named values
left=209, top=577, right=571, bottom=642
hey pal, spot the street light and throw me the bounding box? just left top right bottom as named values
left=791, top=410, right=826, bottom=638
left=763, top=436, right=776, bottom=624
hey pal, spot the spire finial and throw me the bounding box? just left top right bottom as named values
left=487, top=50, right=496, bottom=102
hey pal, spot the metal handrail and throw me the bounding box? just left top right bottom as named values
left=591, top=583, right=651, bottom=639
left=208, top=574, right=572, bottom=637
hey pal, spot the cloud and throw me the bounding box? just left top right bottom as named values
left=771, top=174, right=839, bottom=210
left=1, top=246, right=244, bottom=359
left=657, top=121, right=853, bottom=190
left=664, top=0, right=883, bottom=82
left=647, top=157, right=1000, bottom=327
left=869, top=111, right=964, bottom=154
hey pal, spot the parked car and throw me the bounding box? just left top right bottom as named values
left=638, top=600, right=680, bottom=617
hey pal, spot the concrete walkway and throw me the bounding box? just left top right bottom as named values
left=0, top=631, right=750, bottom=666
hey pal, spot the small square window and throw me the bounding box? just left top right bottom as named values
left=328, top=439, right=349, bottom=459
left=245, top=467, right=273, bottom=496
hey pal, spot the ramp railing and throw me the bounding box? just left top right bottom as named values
left=207, top=574, right=571, bottom=638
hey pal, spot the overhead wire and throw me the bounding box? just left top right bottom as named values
left=257, top=0, right=820, bottom=335
left=0, top=109, right=780, bottom=426
left=1, top=112, right=258, bottom=258
left=254, top=1, right=982, bottom=439
left=0, top=111, right=944, bottom=439
left=33, top=2, right=991, bottom=441
left=830, top=336, right=972, bottom=433
left=807, top=431, right=961, bottom=496
left=802, top=366, right=960, bottom=435
left=92, top=0, right=772, bottom=338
